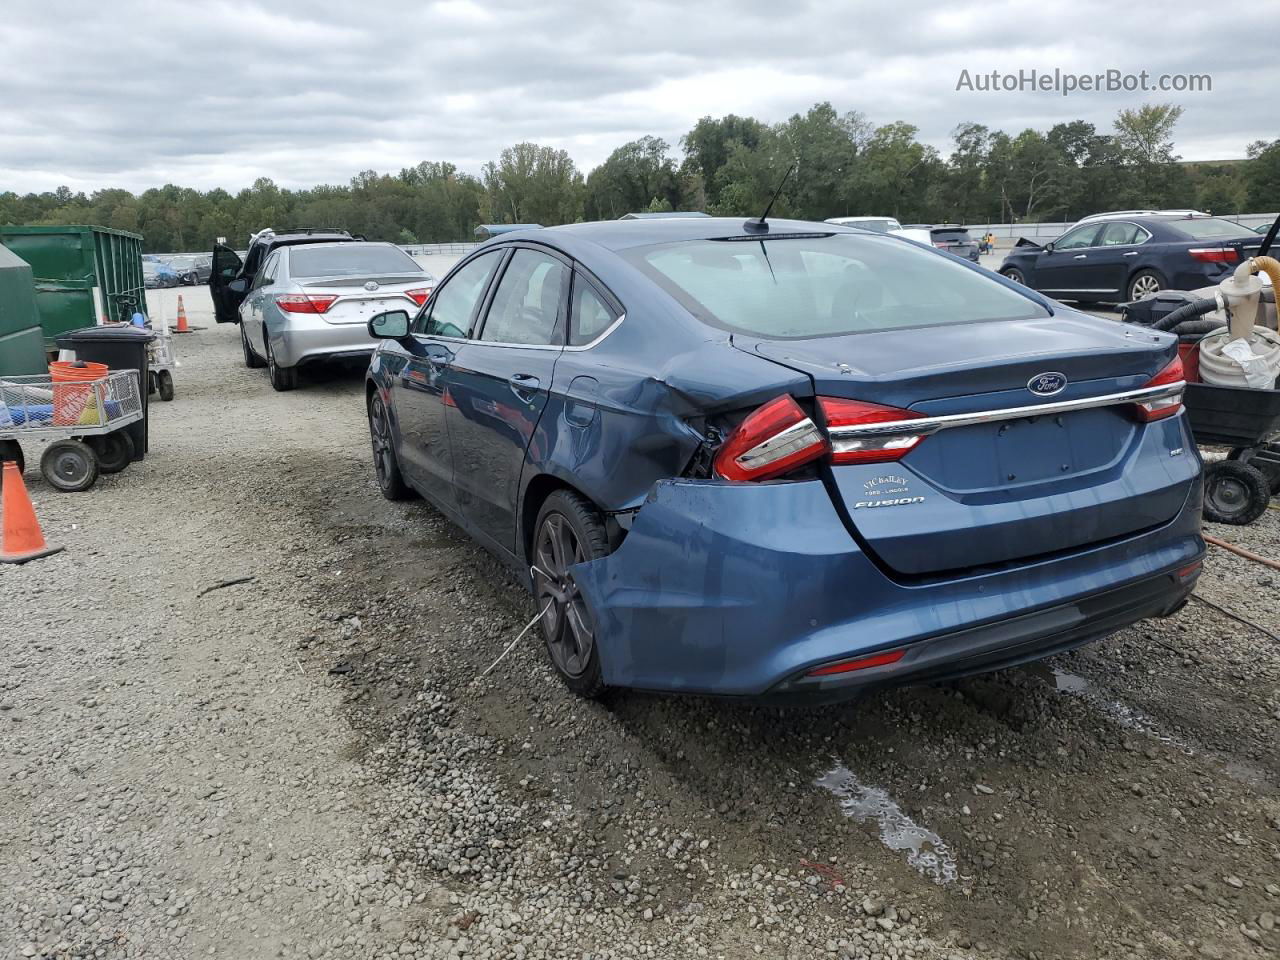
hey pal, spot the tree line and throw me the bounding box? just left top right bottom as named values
left=3, top=102, right=1277, bottom=253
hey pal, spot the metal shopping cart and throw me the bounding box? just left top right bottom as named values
left=148, top=324, right=178, bottom=401
left=0, top=369, right=144, bottom=492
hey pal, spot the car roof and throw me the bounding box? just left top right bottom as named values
left=1076, top=209, right=1208, bottom=224
left=283, top=239, right=399, bottom=252
left=523, top=216, right=861, bottom=253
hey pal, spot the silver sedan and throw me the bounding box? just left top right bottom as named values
left=239, top=241, right=434, bottom=391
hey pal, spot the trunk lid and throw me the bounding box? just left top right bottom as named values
left=739, top=316, right=1194, bottom=576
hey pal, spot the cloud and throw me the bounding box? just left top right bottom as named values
left=0, top=0, right=1273, bottom=193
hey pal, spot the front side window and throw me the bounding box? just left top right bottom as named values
left=1054, top=224, right=1102, bottom=250
left=478, top=249, right=568, bottom=345
left=624, top=233, right=1048, bottom=340
left=418, top=251, right=501, bottom=338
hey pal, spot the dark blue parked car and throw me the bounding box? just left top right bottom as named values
left=364, top=218, right=1204, bottom=703
left=999, top=214, right=1265, bottom=304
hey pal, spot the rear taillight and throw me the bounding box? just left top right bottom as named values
left=933, top=242, right=948, bottom=249
left=406, top=287, right=432, bottom=307
left=1132, top=355, right=1185, bottom=422
left=713, top=395, right=928, bottom=482
left=1188, top=247, right=1238, bottom=264
left=712, top=395, right=828, bottom=482
left=822, top=397, right=925, bottom=464
left=275, top=294, right=338, bottom=314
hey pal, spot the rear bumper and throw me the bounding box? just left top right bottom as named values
left=766, top=571, right=1194, bottom=704
left=274, top=315, right=377, bottom=367
left=571, top=474, right=1203, bottom=702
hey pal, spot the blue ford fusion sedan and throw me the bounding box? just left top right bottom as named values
left=364, top=217, right=1204, bottom=703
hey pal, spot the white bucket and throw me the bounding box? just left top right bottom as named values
left=1197, top=326, right=1280, bottom=389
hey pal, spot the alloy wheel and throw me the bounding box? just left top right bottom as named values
left=1130, top=274, right=1161, bottom=299
left=369, top=395, right=395, bottom=491
left=533, top=512, right=594, bottom=678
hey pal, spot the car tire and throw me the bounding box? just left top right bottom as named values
left=1127, top=269, right=1166, bottom=302
left=40, top=439, right=99, bottom=492
left=241, top=323, right=266, bottom=369
left=87, top=430, right=135, bottom=474
left=1001, top=267, right=1027, bottom=286
left=0, top=440, right=25, bottom=484
left=157, top=370, right=175, bottom=402
left=1202, top=460, right=1270, bottom=525
left=367, top=391, right=416, bottom=501
left=532, top=490, right=611, bottom=699
left=266, top=337, right=298, bottom=392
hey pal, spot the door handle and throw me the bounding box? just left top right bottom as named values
left=1073, top=254, right=1087, bottom=260
left=509, top=373, right=540, bottom=403
left=1123, top=251, right=1138, bottom=257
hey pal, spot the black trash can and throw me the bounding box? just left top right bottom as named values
left=55, top=324, right=154, bottom=462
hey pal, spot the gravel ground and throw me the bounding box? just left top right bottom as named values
left=2, top=286, right=1278, bottom=960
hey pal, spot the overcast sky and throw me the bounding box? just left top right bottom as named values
left=2, top=0, right=1275, bottom=195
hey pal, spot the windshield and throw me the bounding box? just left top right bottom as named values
left=855, top=219, right=895, bottom=234
left=290, top=244, right=422, bottom=278
left=626, top=234, right=1048, bottom=339
left=1166, top=217, right=1257, bottom=240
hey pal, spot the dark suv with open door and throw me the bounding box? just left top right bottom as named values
left=209, top=228, right=360, bottom=325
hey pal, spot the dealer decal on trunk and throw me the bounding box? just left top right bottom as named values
left=853, top=475, right=926, bottom=509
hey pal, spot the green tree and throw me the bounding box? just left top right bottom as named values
left=583, top=136, right=679, bottom=220
left=482, top=143, right=584, bottom=225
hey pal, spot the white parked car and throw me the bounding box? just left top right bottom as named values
left=825, top=216, right=931, bottom=245
left=238, top=241, right=435, bottom=391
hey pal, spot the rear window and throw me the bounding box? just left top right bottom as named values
left=625, top=234, right=1048, bottom=339
left=289, top=244, right=421, bottom=278
left=1164, top=217, right=1257, bottom=241
left=931, top=228, right=972, bottom=242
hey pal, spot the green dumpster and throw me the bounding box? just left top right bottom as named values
left=0, top=244, right=49, bottom=377
left=0, top=225, right=146, bottom=348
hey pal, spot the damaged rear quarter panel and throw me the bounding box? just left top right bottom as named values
left=570, top=477, right=875, bottom=694
left=520, top=288, right=810, bottom=518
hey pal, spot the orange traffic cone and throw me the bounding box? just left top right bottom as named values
left=0, top=461, right=63, bottom=564
left=174, top=295, right=190, bottom=333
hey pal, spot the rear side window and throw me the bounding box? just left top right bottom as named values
left=290, top=244, right=421, bottom=278
left=479, top=249, right=569, bottom=345
left=1166, top=217, right=1258, bottom=240
left=625, top=234, right=1048, bottom=339
left=570, top=275, right=618, bottom=346
left=1099, top=222, right=1147, bottom=245
left=420, top=251, right=500, bottom=338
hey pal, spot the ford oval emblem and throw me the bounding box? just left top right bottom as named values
left=1027, top=372, right=1067, bottom=397
left=364, top=280, right=379, bottom=291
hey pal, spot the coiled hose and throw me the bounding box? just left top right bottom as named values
left=1151, top=298, right=1219, bottom=331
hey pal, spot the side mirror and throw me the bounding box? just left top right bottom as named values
left=1042, top=242, right=1055, bottom=254
left=227, top=277, right=249, bottom=295
left=368, top=310, right=411, bottom=341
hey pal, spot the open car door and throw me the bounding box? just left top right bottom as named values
left=210, top=243, right=246, bottom=324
